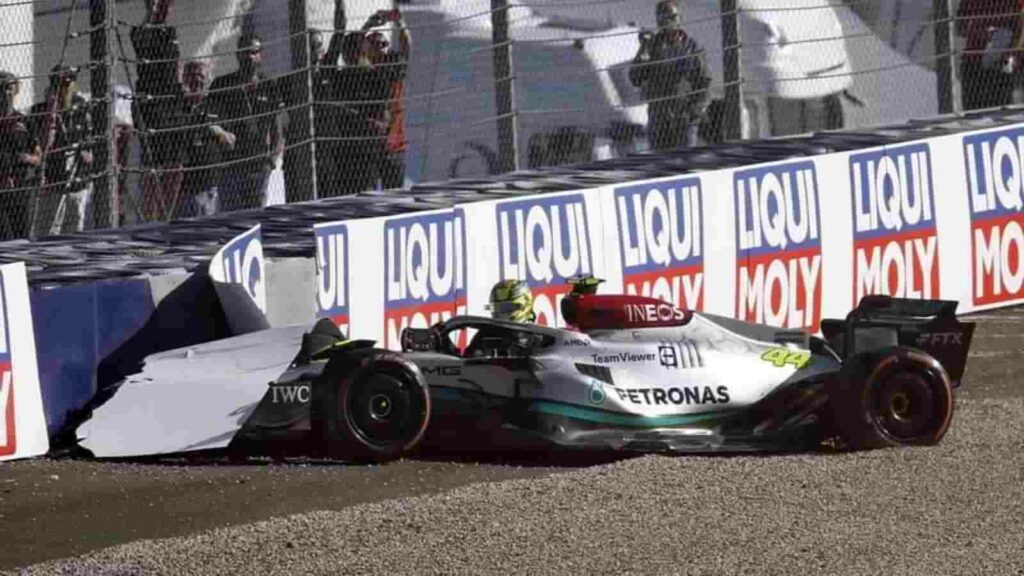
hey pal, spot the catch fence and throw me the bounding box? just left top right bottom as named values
left=0, top=0, right=1011, bottom=240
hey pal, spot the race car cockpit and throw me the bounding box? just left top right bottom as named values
left=401, top=317, right=556, bottom=359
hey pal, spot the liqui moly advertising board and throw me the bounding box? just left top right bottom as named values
left=315, top=221, right=350, bottom=334
left=614, top=178, right=704, bottom=310
left=964, top=127, right=1024, bottom=307
left=0, top=262, right=47, bottom=461
left=496, top=194, right=594, bottom=326
left=208, top=224, right=266, bottom=314
left=735, top=161, right=823, bottom=331
left=850, top=144, right=940, bottom=305
left=383, top=209, right=467, bottom=348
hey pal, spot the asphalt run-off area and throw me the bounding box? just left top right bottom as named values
left=2, top=307, right=1023, bottom=575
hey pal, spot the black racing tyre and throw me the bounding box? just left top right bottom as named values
left=830, top=347, right=954, bottom=450
left=320, top=350, right=431, bottom=463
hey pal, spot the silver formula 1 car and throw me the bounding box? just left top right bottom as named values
left=76, top=286, right=974, bottom=462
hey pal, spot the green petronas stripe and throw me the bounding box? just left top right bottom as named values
left=528, top=401, right=734, bottom=428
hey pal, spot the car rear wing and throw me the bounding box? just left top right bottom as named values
left=821, top=295, right=975, bottom=386
left=847, top=295, right=959, bottom=322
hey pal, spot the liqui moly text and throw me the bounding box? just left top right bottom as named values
left=964, top=127, right=1024, bottom=305
left=315, top=222, right=350, bottom=333
left=850, top=144, right=940, bottom=305
left=497, top=194, right=593, bottom=326
left=384, top=210, right=467, bottom=347
left=212, top=225, right=266, bottom=314
left=735, top=161, right=823, bottom=331
left=615, top=178, right=704, bottom=310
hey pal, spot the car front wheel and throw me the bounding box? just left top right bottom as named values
left=321, top=350, right=431, bottom=463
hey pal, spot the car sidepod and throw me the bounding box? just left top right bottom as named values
left=484, top=316, right=843, bottom=453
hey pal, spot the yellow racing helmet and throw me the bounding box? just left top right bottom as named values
left=487, top=279, right=536, bottom=322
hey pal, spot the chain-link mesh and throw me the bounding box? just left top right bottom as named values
left=950, top=0, right=1024, bottom=112
left=0, top=0, right=107, bottom=240
left=0, top=0, right=1019, bottom=240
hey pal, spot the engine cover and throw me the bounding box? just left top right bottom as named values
left=561, top=294, right=692, bottom=331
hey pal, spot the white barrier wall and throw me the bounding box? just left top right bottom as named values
left=316, top=122, right=1024, bottom=348
left=0, top=263, right=48, bottom=461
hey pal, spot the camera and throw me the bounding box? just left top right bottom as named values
left=368, top=8, right=401, bottom=26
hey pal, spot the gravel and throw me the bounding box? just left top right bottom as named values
left=11, top=396, right=1024, bottom=576
left=7, top=308, right=1023, bottom=575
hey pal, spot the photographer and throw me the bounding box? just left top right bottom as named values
left=629, top=0, right=711, bottom=151
left=328, top=31, right=380, bottom=196
left=362, top=8, right=411, bottom=190
left=956, top=0, right=1024, bottom=110
left=28, top=65, right=95, bottom=235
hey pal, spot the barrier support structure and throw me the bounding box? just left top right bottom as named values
left=288, top=0, right=317, bottom=202
left=720, top=0, right=743, bottom=141
left=90, top=0, right=117, bottom=229
left=934, top=0, right=961, bottom=115
left=492, top=0, right=519, bottom=173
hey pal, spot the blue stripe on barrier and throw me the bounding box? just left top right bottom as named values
left=31, top=279, right=156, bottom=436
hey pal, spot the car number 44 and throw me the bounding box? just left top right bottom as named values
left=760, top=348, right=813, bottom=369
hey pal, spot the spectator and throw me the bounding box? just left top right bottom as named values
left=179, top=60, right=235, bottom=218
left=363, top=8, right=411, bottom=189
left=956, top=0, right=1024, bottom=110
left=629, top=0, right=711, bottom=151
left=0, top=71, right=40, bottom=240
left=209, top=33, right=286, bottom=212
left=309, top=27, right=353, bottom=198
left=112, top=84, right=135, bottom=226
left=283, top=24, right=373, bottom=200
left=131, top=0, right=187, bottom=220
left=309, top=28, right=327, bottom=70
left=28, top=65, right=94, bottom=236
left=328, top=31, right=381, bottom=195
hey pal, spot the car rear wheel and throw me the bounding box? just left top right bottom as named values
left=831, top=347, right=954, bottom=450
left=321, top=351, right=431, bottom=462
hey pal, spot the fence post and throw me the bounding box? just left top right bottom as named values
left=720, top=0, right=742, bottom=140
left=934, top=0, right=960, bottom=114
left=491, top=0, right=519, bottom=173
left=288, top=0, right=317, bottom=201
left=90, top=0, right=116, bottom=228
